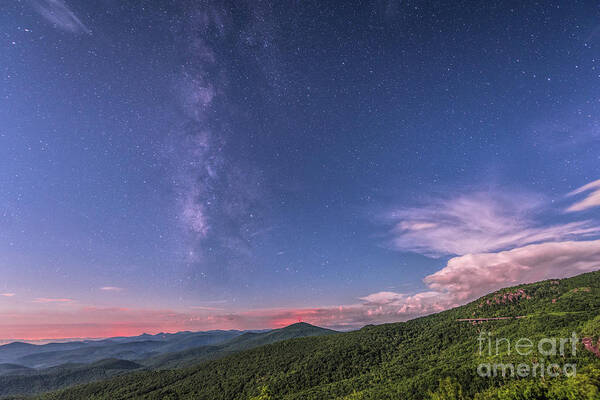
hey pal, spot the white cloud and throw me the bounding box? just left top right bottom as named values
left=30, top=0, right=91, bottom=34
left=425, top=239, right=600, bottom=301
left=386, top=192, right=599, bottom=256
left=100, top=286, right=123, bottom=292
left=567, top=179, right=600, bottom=212
left=359, top=291, right=406, bottom=306
left=359, top=290, right=453, bottom=318
left=365, top=185, right=600, bottom=325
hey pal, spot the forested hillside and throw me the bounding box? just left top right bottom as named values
left=0, top=359, right=141, bottom=398
left=0, top=322, right=334, bottom=398
left=143, top=322, right=337, bottom=369
left=37, top=271, right=600, bottom=399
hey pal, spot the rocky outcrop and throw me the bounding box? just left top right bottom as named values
left=582, top=337, right=600, bottom=358
left=478, top=289, right=531, bottom=308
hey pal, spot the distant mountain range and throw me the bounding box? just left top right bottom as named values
left=0, top=329, right=245, bottom=369
left=143, top=322, right=337, bottom=369
left=0, top=322, right=335, bottom=397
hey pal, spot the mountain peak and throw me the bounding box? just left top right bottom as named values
left=277, top=322, right=336, bottom=334
left=283, top=322, right=315, bottom=328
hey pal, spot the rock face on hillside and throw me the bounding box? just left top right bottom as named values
left=582, top=337, right=600, bottom=358
left=478, top=288, right=531, bottom=308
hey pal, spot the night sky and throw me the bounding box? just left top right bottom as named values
left=2, top=0, right=600, bottom=340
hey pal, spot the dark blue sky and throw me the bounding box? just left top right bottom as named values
left=2, top=0, right=600, bottom=338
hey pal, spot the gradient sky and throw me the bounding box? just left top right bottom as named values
left=2, top=0, right=600, bottom=340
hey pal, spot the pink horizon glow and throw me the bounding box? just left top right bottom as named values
left=0, top=306, right=353, bottom=341
left=4, top=238, right=600, bottom=342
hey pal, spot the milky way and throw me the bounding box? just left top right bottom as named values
left=168, top=1, right=280, bottom=282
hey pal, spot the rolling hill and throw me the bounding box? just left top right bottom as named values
left=36, top=270, right=600, bottom=400
left=0, top=322, right=335, bottom=397
left=0, top=330, right=243, bottom=369
left=0, top=358, right=142, bottom=398
left=0, top=363, right=33, bottom=376
left=143, top=322, right=337, bottom=369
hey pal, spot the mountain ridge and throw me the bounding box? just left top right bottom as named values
left=0, top=322, right=336, bottom=397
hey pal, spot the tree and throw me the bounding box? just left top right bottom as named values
left=429, top=378, right=467, bottom=400
left=250, top=385, right=272, bottom=400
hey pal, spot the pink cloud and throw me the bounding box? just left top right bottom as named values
left=32, top=298, right=73, bottom=303
left=569, top=179, right=600, bottom=196
left=0, top=293, right=15, bottom=297
left=359, top=290, right=453, bottom=318
left=370, top=185, right=600, bottom=322
left=425, top=239, right=600, bottom=301
left=567, top=179, right=600, bottom=212
left=359, top=291, right=407, bottom=306
left=189, top=306, right=225, bottom=311
left=354, top=239, right=600, bottom=326
left=386, top=191, right=600, bottom=256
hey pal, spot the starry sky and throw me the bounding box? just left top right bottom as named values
left=2, top=0, right=600, bottom=340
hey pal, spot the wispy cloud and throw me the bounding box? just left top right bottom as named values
left=567, top=179, right=600, bottom=212
left=0, top=293, right=15, bottom=297
left=189, top=305, right=224, bottom=311
left=30, top=0, right=91, bottom=34
left=189, top=299, right=227, bottom=311
left=386, top=191, right=599, bottom=257
left=32, top=298, right=73, bottom=303
left=99, top=286, right=123, bottom=292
